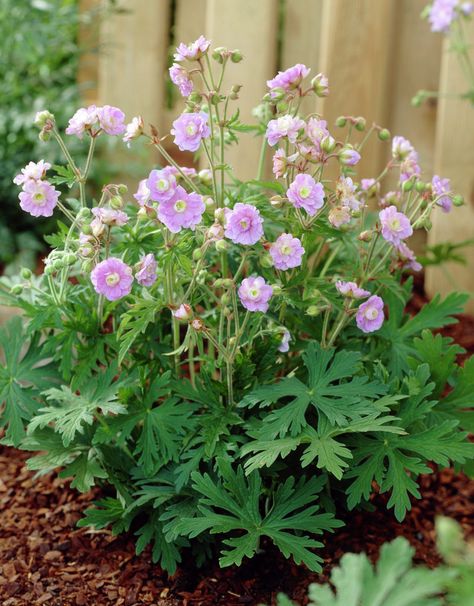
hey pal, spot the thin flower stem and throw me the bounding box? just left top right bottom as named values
left=256, top=137, right=267, bottom=180
left=52, top=127, right=80, bottom=176
left=151, top=139, right=199, bottom=193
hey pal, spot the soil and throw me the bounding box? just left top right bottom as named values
left=0, top=275, right=473, bottom=606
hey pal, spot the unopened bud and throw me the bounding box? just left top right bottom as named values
left=221, top=293, right=231, bottom=305
left=358, top=230, right=373, bottom=242
left=415, top=181, right=427, bottom=193
left=44, top=265, right=54, bottom=276
left=223, top=306, right=232, bottom=317
left=265, top=87, right=286, bottom=103
left=192, top=249, right=203, bottom=261
left=306, top=305, right=321, bottom=317
left=172, top=303, right=193, bottom=321
left=20, top=268, right=32, bottom=280
left=271, top=284, right=282, bottom=296
left=117, top=184, right=128, bottom=195
left=270, top=195, right=284, bottom=208
left=231, top=50, right=243, bottom=63
left=335, top=116, right=347, bottom=128
left=214, top=207, right=227, bottom=224
left=188, top=92, right=203, bottom=104
left=321, top=135, right=336, bottom=154
left=339, top=146, right=361, bottom=166
left=402, top=179, right=414, bottom=192
left=81, top=260, right=93, bottom=273
left=34, top=110, right=55, bottom=129
left=79, top=207, right=91, bottom=219
left=52, top=259, right=64, bottom=270
left=378, top=128, right=391, bottom=141
left=212, top=47, right=226, bottom=63
left=137, top=207, right=149, bottom=220
left=214, top=278, right=225, bottom=288
left=231, top=83, right=242, bottom=94
left=196, top=270, right=208, bottom=284
left=65, top=253, right=77, bottom=265
left=215, top=239, right=229, bottom=252
left=453, top=194, right=464, bottom=207
left=198, top=169, right=213, bottom=187
left=276, top=101, right=289, bottom=113
left=354, top=117, right=366, bottom=131
left=10, top=284, right=23, bottom=295
left=39, top=129, right=51, bottom=142
left=260, top=255, right=273, bottom=268
left=311, top=73, right=329, bottom=97
left=109, top=195, right=124, bottom=210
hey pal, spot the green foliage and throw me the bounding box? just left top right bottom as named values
left=265, top=518, right=474, bottom=606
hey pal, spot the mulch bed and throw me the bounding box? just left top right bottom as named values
left=0, top=276, right=473, bottom=606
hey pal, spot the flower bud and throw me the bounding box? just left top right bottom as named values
left=137, top=207, right=149, bottom=220
left=91, top=222, right=105, bottom=238
left=81, top=260, right=93, bottom=273
left=339, top=146, right=361, bottom=166
left=34, top=110, right=55, bottom=129
left=306, top=305, right=321, bottom=317
left=265, top=87, right=286, bottom=103
left=188, top=92, right=203, bottom=104
left=335, top=116, right=347, bottom=128
left=270, top=195, right=284, bottom=208
left=215, top=239, right=229, bottom=252
left=271, top=284, right=282, bottom=296
left=231, top=50, right=243, bottom=63
left=172, top=303, right=193, bottom=321
left=117, top=184, right=128, bottom=195
left=311, top=73, right=329, bottom=97
left=53, top=258, right=64, bottom=270
left=378, top=128, right=391, bottom=141
left=354, top=117, right=366, bottom=131
left=198, top=169, right=213, bottom=187
left=192, top=249, right=203, bottom=261
left=276, top=101, right=289, bottom=113
left=39, top=129, right=51, bottom=142
left=79, top=207, right=92, bottom=219
left=109, top=195, right=124, bottom=210
left=44, top=265, right=54, bottom=276
left=65, top=253, right=77, bottom=266
left=196, top=269, right=208, bottom=284
left=222, top=278, right=234, bottom=289
left=221, top=293, right=231, bottom=305
left=212, top=47, right=227, bottom=63
left=191, top=318, right=204, bottom=331
left=10, top=284, right=23, bottom=295
left=320, top=135, right=336, bottom=154
left=20, top=268, right=32, bottom=280
left=223, top=306, right=232, bottom=317
left=453, top=194, right=464, bottom=207
left=213, top=278, right=225, bottom=288
left=231, top=84, right=242, bottom=94
left=415, top=181, right=427, bottom=193
left=260, top=254, right=273, bottom=269
left=402, top=179, right=414, bottom=192
left=214, top=207, right=227, bottom=224
left=358, top=230, right=373, bottom=242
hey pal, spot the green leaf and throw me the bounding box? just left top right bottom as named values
left=78, top=498, right=132, bottom=535
left=0, top=317, right=58, bottom=445
left=118, top=296, right=163, bottom=365
left=307, top=536, right=449, bottom=606
left=135, top=512, right=183, bottom=575
left=173, top=459, right=341, bottom=571
left=59, top=451, right=108, bottom=492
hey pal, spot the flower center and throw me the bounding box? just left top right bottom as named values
left=106, top=272, right=120, bottom=286
left=278, top=116, right=291, bottom=131
left=174, top=199, right=187, bottom=213
left=389, top=218, right=400, bottom=231
left=365, top=307, right=378, bottom=321
left=33, top=192, right=45, bottom=205
left=157, top=178, right=169, bottom=192
left=299, top=186, right=310, bottom=199
left=239, top=219, right=249, bottom=230
left=186, top=124, right=197, bottom=136
left=249, top=287, right=260, bottom=299
left=280, top=244, right=292, bottom=256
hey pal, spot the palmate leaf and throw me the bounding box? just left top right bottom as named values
left=239, top=341, right=387, bottom=437
left=306, top=537, right=450, bottom=606
left=117, top=295, right=163, bottom=364
left=78, top=497, right=132, bottom=535
left=135, top=511, right=185, bottom=575
left=172, top=458, right=342, bottom=571
left=346, top=366, right=474, bottom=520
left=242, top=412, right=404, bottom=479
left=27, top=363, right=129, bottom=447
left=116, top=372, right=196, bottom=475
left=0, top=317, right=59, bottom=445
left=378, top=289, right=468, bottom=375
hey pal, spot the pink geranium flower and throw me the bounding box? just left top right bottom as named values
left=267, top=63, right=310, bottom=91
left=266, top=115, right=305, bottom=146
left=147, top=167, right=177, bottom=202
left=18, top=180, right=60, bottom=217
left=356, top=295, right=385, bottom=333
left=335, top=281, right=370, bottom=299
left=287, top=174, right=324, bottom=216
left=135, top=254, right=157, bottom=286
left=13, top=160, right=51, bottom=186
left=171, top=111, right=210, bottom=152
left=379, top=205, right=413, bottom=245
left=224, top=203, right=264, bottom=245
left=238, top=276, right=273, bottom=312
left=91, top=257, right=133, bottom=301
left=269, top=233, right=305, bottom=270
left=157, top=186, right=205, bottom=233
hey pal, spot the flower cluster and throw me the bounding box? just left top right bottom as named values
left=66, top=105, right=126, bottom=138
left=428, top=0, right=473, bottom=32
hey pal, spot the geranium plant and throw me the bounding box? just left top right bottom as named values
left=1, top=36, right=473, bottom=574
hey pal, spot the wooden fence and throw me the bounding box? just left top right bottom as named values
left=81, top=0, right=474, bottom=310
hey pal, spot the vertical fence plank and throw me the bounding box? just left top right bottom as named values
left=205, top=0, right=279, bottom=181
left=98, top=0, right=170, bottom=132
left=281, top=0, right=323, bottom=116
left=78, top=0, right=101, bottom=105
left=316, top=0, right=396, bottom=179
left=425, top=21, right=474, bottom=311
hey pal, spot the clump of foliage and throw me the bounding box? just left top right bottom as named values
left=266, top=517, right=474, bottom=606
left=1, top=36, right=473, bottom=574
